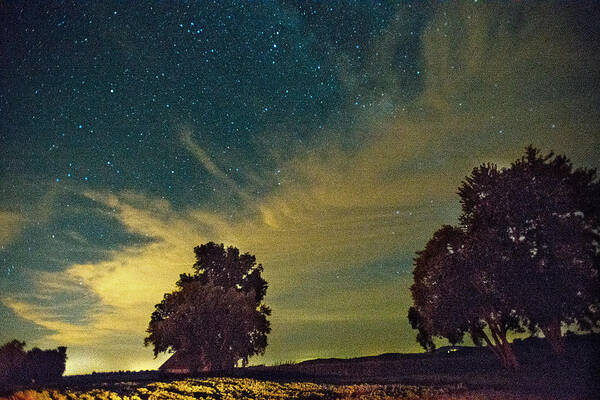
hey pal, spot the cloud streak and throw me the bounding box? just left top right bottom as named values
left=0, top=211, right=24, bottom=247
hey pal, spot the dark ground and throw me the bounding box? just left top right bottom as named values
left=2, top=334, right=598, bottom=398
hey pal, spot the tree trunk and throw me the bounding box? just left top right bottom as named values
left=500, top=340, right=520, bottom=369
left=542, top=319, right=565, bottom=355
left=496, top=325, right=520, bottom=370
left=475, top=328, right=514, bottom=369
left=479, top=321, right=520, bottom=370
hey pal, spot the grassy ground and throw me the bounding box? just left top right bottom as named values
left=2, top=336, right=597, bottom=399
left=0, top=377, right=589, bottom=400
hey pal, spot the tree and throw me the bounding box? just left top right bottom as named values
left=409, top=225, right=524, bottom=369
left=458, top=147, right=599, bottom=354
left=25, top=346, right=67, bottom=383
left=145, top=242, right=271, bottom=371
left=409, top=146, right=599, bottom=368
left=0, top=340, right=26, bottom=384
left=0, top=341, right=67, bottom=387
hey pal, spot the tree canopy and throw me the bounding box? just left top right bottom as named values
left=409, top=146, right=599, bottom=368
left=145, top=242, right=271, bottom=371
left=409, top=225, right=524, bottom=369
left=0, top=340, right=67, bottom=387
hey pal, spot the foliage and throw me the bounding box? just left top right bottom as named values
left=1, top=377, right=550, bottom=400
left=459, top=146, right=599, bottom=351
left=145, top=242, right=271, bottom=370
left=0, top=340, right=27, bottom=384
left=409, top=226, right=524, bottom=369
left=25, top=346, right=68, bottom=383
left=0, top=340, right=67, bottom=387
left=409, top=146, right=599, bottom=368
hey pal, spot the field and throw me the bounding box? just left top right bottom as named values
left=2, top=336, right=597, bottom=400
left=0, top=377, right=562, bottom=400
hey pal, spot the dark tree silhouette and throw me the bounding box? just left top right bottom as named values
left=145, top=242, right=271, bottom=371
left=409, top=226, right=524, bottom=369
left=0, top=340, right=26, bottom=384
left=409, top=146, right=599, bottom=368
left=458, top=147, right=599, bottom=354
left=0, top=340, right=67, bottom=387
left=25, top=346, right=67, bottom=383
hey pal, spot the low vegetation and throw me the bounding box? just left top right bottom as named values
left=1, top=335, right=596, bottom=398
left=1, top=377, right=554, bottom=400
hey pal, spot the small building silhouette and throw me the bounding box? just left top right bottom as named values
left=158, top=351, right=211, bottom=374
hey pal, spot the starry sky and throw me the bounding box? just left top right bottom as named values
left=1, top=1, right=599, bottom=375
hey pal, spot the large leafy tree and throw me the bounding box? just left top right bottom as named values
left=458, top=147, right=599, bottom=353
left=409, top=226, right=524, bottom=369
left=409, top=146, right=599, bottom=367
left=145, top=242, right=271, bottom=371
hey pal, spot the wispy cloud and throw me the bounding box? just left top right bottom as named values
left=4, top=142, right=446, bottom=370
left=180, top=126, right=256, bottom=204
left=0, top=211, right=24, bottom=247
left=180, top=127, right=229, bottom=181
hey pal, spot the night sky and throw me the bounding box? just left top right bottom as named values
left=1, top=1, right=599, bottom=375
